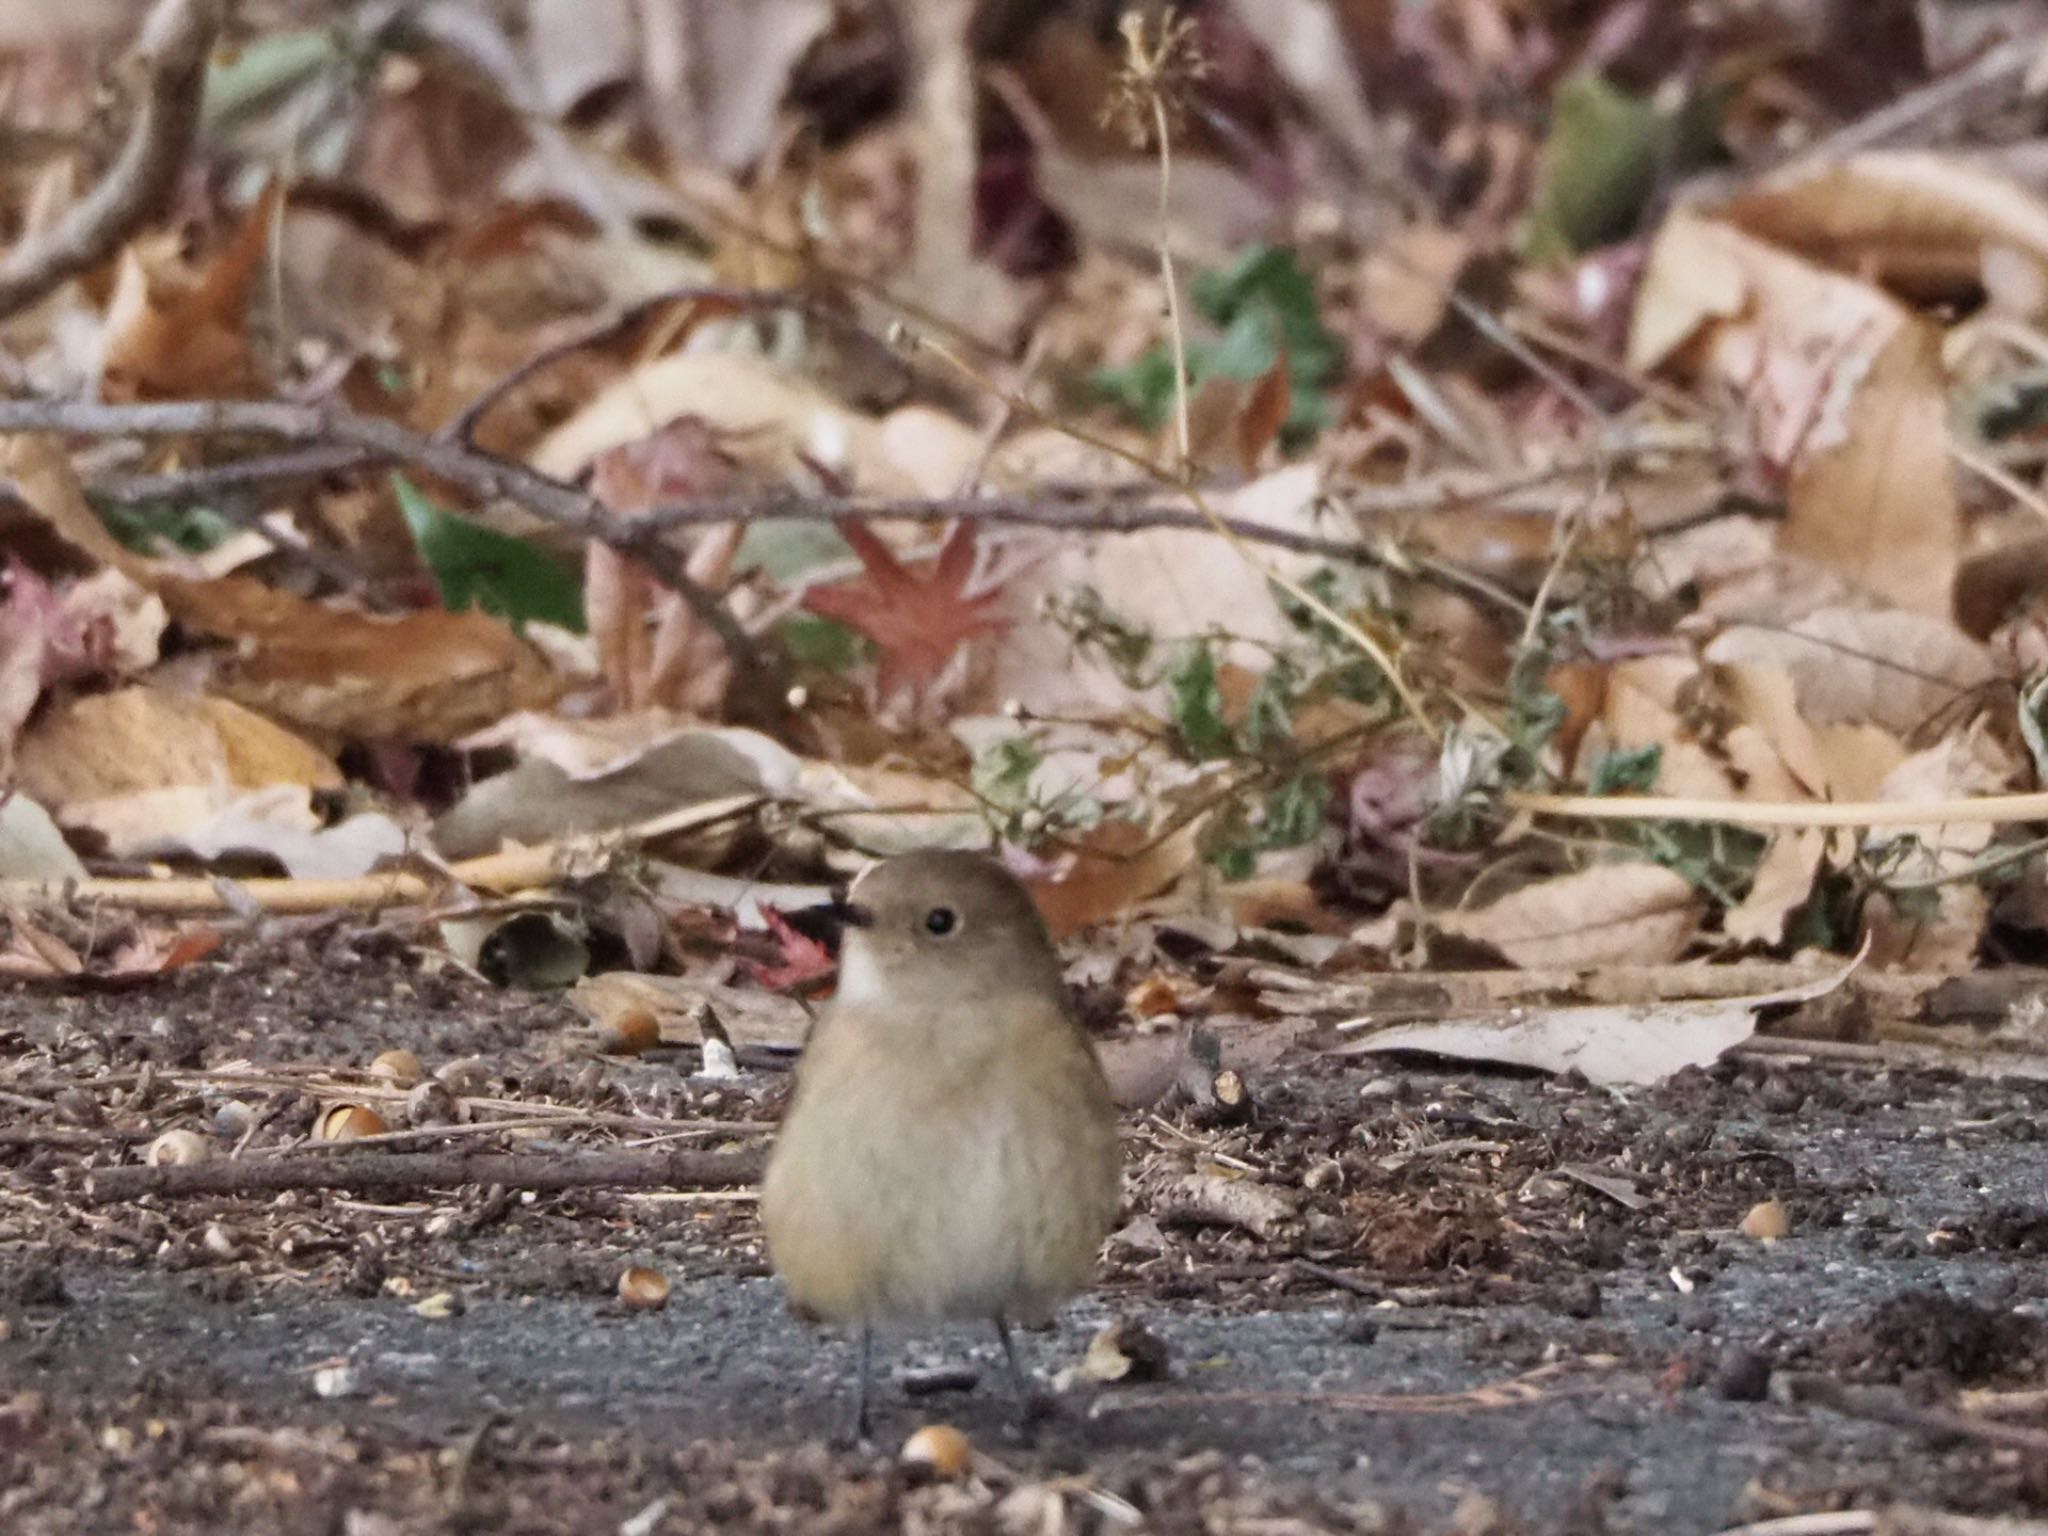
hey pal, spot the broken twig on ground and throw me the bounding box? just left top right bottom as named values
left=0, top=0, right=223, bottom=318
left=87, top=1145, right=764, bottom=1202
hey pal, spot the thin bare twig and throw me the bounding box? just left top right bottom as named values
left=1787, top=1374, right=2048, bottom=1457
left=0, top=0, right=223, bottom=318
left=86, top=1144, right=764, bottom=1202
left=0, top=395, right=781, bottom=716
left=1507, top=789, right=2048, bottom=829
left=445, top=284, right=912, bottom=445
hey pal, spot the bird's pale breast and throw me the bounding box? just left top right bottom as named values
left=762, top=1003, right=1119, bottom=1326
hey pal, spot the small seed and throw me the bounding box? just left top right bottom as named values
left=618, top=1265, right=671, bottom=1311
left=1740, top=1197, right=1790, bottom=1242
left=147, top=1129, right=211, bottom=1167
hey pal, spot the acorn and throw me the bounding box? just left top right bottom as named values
left=617, top=1265, right=671, bottom=1312
left=600, top=1009, right=662, bottom=1056
left=899, top=1424, right=972, bottom=1480
left=146, top=1129, right=211, bottom=1166
left=368, top=1049, right=424, bottom=1089
left=1740, top=1197, right=1790, bottom=1242
left=318, top=1104, right=388, bottom=1142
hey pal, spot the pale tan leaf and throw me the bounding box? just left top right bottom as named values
left=1333, top=956, right=1857, bottom=1086
left=1704, top=607, right=1999, bottom=736
left=1783, top=319, right=1958, bottom=617
left=1862, top=884, right=1987, bottom=973
left=16, top=687, right=343, bottom=856
left=1628, top=210, right=1959, bottom=613
left=1713, top=663, right=1830, bottom=797
left=1811, top=723, right=1910, bottom=801
left=529, top=351, right=909, bottom=492
left=1024, top=819, right=1203, bottom=940
left=1724, top=829, right=1827, bottom=947
left=0, top=794, right=87, bottom=882
left=1435, top=861, right=1702, bottom=970
left=1727, top=151, right=2048, bottom=308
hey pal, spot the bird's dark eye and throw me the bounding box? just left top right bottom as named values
left=923, top=906, right=958, bottom=937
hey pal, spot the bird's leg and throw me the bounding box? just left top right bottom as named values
left=994, top=1313, right=1055, bottom=1429
left=842, top=1324, right=875, bottom=1447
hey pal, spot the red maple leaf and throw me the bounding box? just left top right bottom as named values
left=744, top=907, right=840, bottom=995
left=799, top=520, right=1009, bottom=703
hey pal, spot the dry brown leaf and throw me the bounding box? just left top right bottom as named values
left=1629, top=209, right=1958, bottom=615
left=1783, top=319, right=1958, bottom=619
left=1434, top=862, right=1703, bottom=970
left=1025, top=819, right=1202, bottom=940
left=992, top=463, right=1326, bottom=716
left=1855, top=736, right=2003, bottom=971
left=3, top=433, right=560, bottom=743
left=1704, top=608, right=1999, bottom=737
left=1581, top=656, right=1738, bottom=800
left=529, top=351, right=910, bottom=492
left=1727, top=151, right=2048, bottom=309
left=19, top=686, right=341, bottom=805
left=1335, top=957, right=1856, bottom=1086
left=586, top=418, right=746, bottom=714
left=161, top=574, right=562, bottom=744
left=1863, top=884, right=1988, bottom=973
left=0, top=911, right=84, bottom=979
left=100, top=182, right=281, bottom=401
left=1713, top=662, right=1830, bottom=797
left=1356, top=221, right=1472, bottom=344
left=1810, top=723, right=1909, bottom=801
left=17, top=687, right=342, bottom=854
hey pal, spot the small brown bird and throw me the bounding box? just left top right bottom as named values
left=761, top=849, right=1122, bottom=1440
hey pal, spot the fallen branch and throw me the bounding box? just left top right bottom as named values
left=1091, top=1359, right=1608, bottom=1417
left=0, top=793, right=761, bottom=915
left=1786, top=1374, right=2048, bottom=1457
left=87, top=1144, right=764, bottom=1202
left=0, top=0, right=223, bottom=318
left=1507, top=790, right=2048, bottom=829
left=5, top=402, right=1719, bottom=621
left=0, top=396, right=782, bottom=722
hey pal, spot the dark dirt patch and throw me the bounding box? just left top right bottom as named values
left=1803, top=1290, right=2048, bottom=1390
left=8, top=932, right=2048, bottom=1532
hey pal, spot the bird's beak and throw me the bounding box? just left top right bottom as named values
left=824, top=896, right=874, bottom=930
left=784, top=894, right=871, bottom=947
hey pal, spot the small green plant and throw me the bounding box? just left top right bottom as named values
left=99, top=498, right=238, bottom=556
left=1095, top=244, right=1344, bottom=443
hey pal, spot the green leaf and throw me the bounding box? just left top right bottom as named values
left=1243, top=658, right=1298, bottom=752
left=1210, top=844, right=1257, bottom=881
left=1168, top=645, right=1235, bottom=760
left=1589, top=743, right=1662, bottom=795
left=1095, top=245, right=1342, bottom=443
left=203, top=27, right=350, bottom=130
left=973, top=736, right=1043, bottom=808
left=1092, top=350, right=1181, bottom=430
left=1261, top=772, right=1330, bottom=848
left=777, top=613, right=866, bottom=672
left=394, top=474, right=584, bottom=631
left=97, top=498, right=238, bottom=556
left=1519, top=73, right=1665, bottom=263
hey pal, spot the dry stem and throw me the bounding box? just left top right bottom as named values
left=0, top=0, right=223, bottom=318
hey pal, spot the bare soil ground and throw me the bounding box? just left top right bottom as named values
left=6, top=932, right=2048, bottom=1534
